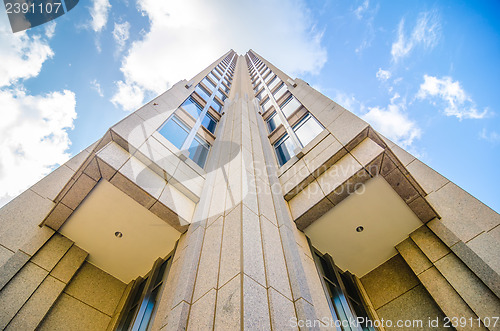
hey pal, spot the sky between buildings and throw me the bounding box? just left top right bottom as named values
left=0, top=0, right=499, bottom=212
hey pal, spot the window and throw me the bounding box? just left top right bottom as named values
left=210, top=99, right=223, bottom=113
left=202, top=77, right=216, bottom=91
left=158, top=116, right=190, bottom=150
left=274, top=134, right=295, bottom=166
left=313, top=249, right=375, bottom=331
left=293, top=114, right=324, bottom=147
left=215, top=89, right=227, bottom=102
left=208, top=72, right=219, bottom=83
left=188, top=135, right=210, bottom=168
left=261, top=97, right=273, bottom=113
left=195, top=84, right=211, bottom=102
left=266, top=112, right=281, bottom=133
left=201, top=113, right=217, bottom=134
left=117, top=255, right=174, bottom=331
left=273, top=83, right=287, bottom=101
left=180, top=97, right=203, bottom=120
left=280, top=95, right=301, bottom=118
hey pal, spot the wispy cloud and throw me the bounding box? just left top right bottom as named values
left=417, top=74, right=488, bottom=120
left=111, top=80, right=145, bottom=111
left=112, top=0, right=327, bottom=111
left=353, top=0, right=369, bottom=20
left=90, top=79, right=104, bottom=97
left=362, top=94, right=421, bottom=147
left=112, top=21, right=130, bottom=53
left=376, top=68, right=391, bottom=81
left=334, top=91, right=421, bottom=148
left=89, top=0, right=111, bottom=33
left=479, top=128, right=500, bottom=143
left=391, top=11, right=440, bottom=62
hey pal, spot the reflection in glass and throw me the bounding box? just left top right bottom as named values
left=280, top=96, right=301, bottom=118
left=202, top=113, right=217, bottom=134
left=274, top=134, right=295, bottom=166
left=188, top=135, right=210, bottom=168
left=294, top=114, right=324, bottom=147
left=266, top=112, right=281, bottom=133
left=180, top=97, right=203, bottom=119
left=158, top=116, right=190, bottom=150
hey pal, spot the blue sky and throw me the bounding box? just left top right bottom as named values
left=0, top=0, right=499, bottom=212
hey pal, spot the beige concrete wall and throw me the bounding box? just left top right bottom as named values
left=361, top=254, right=448, bottom=331
left=39, top=262, right=127, bottom=331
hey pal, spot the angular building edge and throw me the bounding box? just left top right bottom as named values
left=0, top=50, right=497, bottom=330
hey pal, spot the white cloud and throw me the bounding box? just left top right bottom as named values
left=0, top=17, right=54, bottom=87
left=0, top=88, right=76, bottom=205
left=89, top=0, right=111, bottom=33
left=479, top=129, right=500, bottom=143
left=335, top=90, right=421, bottom=148
left=111, top=80, right=145, bottom=111
left=90, top=79, right=104, bottom=97
left=112, top=21, right=130, bottom=52
left=112, top=0, right=327, bottom=110
left=376, top=68, right=391, bottom=81
left=354, top=0, right=369, bottom=19
left=417, top=74, right=488, bottom=120
left=44, top=22, right=56, bottom=39
left=363, top=94, right=421, bottom=147
left=391, top=11, right=440, bottom=62
left=0, top=15, right=77, bottom=208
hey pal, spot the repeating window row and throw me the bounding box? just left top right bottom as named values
left=157, top=53, right=237, bottom=168
left=246, top=52, right=324, bottom=167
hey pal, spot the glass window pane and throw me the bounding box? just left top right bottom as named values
left=201, top=113, right=217, bottom=134
left=180, top=97, right=203, bottom=119
left=188, top=136, right=210, bottom=168
left=208, top=72, right=219, bottom=83
left=273, top=84, right=287, bottom=101
left=281, top=96, right=301, bottom=118
left=158, top=116, right=190, bottom=150
left=210, top=99, right=223, bottom=113
left=195, top=84, right=211, bottom=102
left=202, top=77, right=216, bottom=91
left=294, top=114, right=324, bottom=147
left=274, top=135, right=295, bottom=166
left=266, top=112, right=281, bottom=133
left=215, top=89, right=227, bottom=101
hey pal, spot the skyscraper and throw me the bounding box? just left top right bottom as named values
left=0, top=50, right=498, bottom=330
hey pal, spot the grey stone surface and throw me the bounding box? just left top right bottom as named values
left=192, top=217, right=223, bottom=302
left=0, top=245, right=14, bottom=270
left=214, top=274, right=241, bottom=330
left=83, top=157, right=102, bottom=181
left=261, top=217, right=292, bottom=300
left=418, top=267, right=484, bottom=331
left=376, top=284, right=448, bottom=331
left=60, top=173, right=97, bottom=210
left=396, top=238, right=433, bottom=275
left=434, top=253, right=500, bottom=321
left=242, top=205, right=266, bottom=287
left=110, top=171, right=156, bottom=209
left=0, top=189, right=55, bottom=252
left=451, top=239, right=500, bottom=298
left=187, top=288, right=216, bottom=330
left=268, top=287, right=298, bottom=331
left=50, top=244, right=88, bottom=283
left=410, top=226, right=451, bottom=263
left=43, top=202, right=73, bottom=230
left=408, top=196, right=438, bottom=223
left=5, top=275, right=65, bottom=331
left=31, top=164, right=75, bottom=201
left=0, top=262, right=48, bottom=329
left=406, top=159, right=449, bottom=195
left=243, top=274, right=271, bottom=331
left=427, top=182, right=500, bottom=243
left=219, top=204, right=242, bottom=287
left=350, top=137, right=384, bottom=166
left=0, top=250, right=30, bottom=291
left=31, top=233, right=73, bottom=271
left=64, top=262, right=126, bottom=316
left=38, top=293, right=111, bottom=331
left=384, top=168, right=419, bottom=204
left=361, top=254, right=420, bottom=309
left=327, top=108, right=369, bottom=147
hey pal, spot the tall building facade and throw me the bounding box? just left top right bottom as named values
left=0, top=50, right=499, bottom=330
